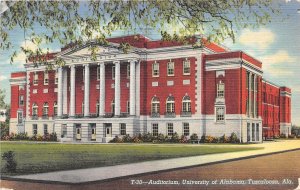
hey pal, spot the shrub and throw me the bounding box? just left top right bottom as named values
left=157, top=133, right=166, bottom=143
left=205, top=135, right=216, bottom=143
left=280, top=133, right=287, bottom=138
left=190, top=133, right=199, bottom=141
left=179, top=135, right=188, bottom=143
left=122, top=134, right=132, bottom=143
left=171, top=132, right=180, bottom=143
left=230, top=132, right=239, bottom=143
left=110, top=136, right=123, bottom=143
left=288, top=134, right=296, bottom=139
left=132, top=135, right=142, bottom=143
left=2, top=151, right=17, bottom=173
left=142, top=132, right=154, bottom=142
left=49, top=132, right=57, bottom=141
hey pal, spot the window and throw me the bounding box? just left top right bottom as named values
left=43, top=102, right=49, bottom=116
left=112, top=66, right=115, bottom=80
left=247, top=123, right=250, bottom=142
left=61, top=124, right=67, bottom=137
left=44, top=71, right=49, bottom=85
left=152, top=61, right=159, bottom=77
left=17, top=111, right=23, bottom=124
left=167, top=60, right=174, bottom=76
left=127, top=101, right=130, bottom=113
left=33, top=124, right=37, bottom=135
left=217, top=81, right=224, bottom=98
left=167, top=123, right=173, bottom=136
left=151, top=96, right=160, bottom=114
left=182, top=95, right=191, bottom=112
left=216, top=107, right=225, bottom=122
left=96, top=100, right=100, bottom=116
left=111, top=99, right=115, bottom=113
left=32, top=103, right=38, bottom=116
left=256, top=124, right=259, bottom=141
left=183, top=123, right=189, bottom=136
left=183, top=58, right=190, bottom=75
left=53, top=102, right=57, bottom=116
left=166, top=95, right=175, bottom=113
left=82, top=102, right=84, bottom=114
left=55, top=71, right=58, bottom=84
left=120, top=123, right=126, bottom=135
left=127, top=64, right=130, bottom=78
left=19, top=95, right=24, bottom=106
left=246, top=72, right=249, bottom=89
left=152, top=123, right=158, bottom=136
left=33, top=72, right=38, bottom=85
left=252, top=123, right=255, bottom=141
left=97, top=66, right=100, bottom=80
left=251, top=74, right=254, bottom=91
left=44, top=124, right=48, bottom=135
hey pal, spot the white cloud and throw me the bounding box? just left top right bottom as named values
left=238, top=28, right=275, bottom=50
left=261, top=50, right=297, bottom=76
left=0, top=75, right=7, bottom=81
left=285, top=0, right=300, bottom=3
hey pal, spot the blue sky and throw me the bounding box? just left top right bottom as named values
left=0, top=0, right=300, bottom=125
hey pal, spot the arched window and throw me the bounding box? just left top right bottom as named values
left=32, top=103, right=38, bottom=116
left=151, top=96, right=160, bottom=114
left=182, top=95, right=191, bottom=112
left=166, top=95, right=175, bottom=113
left=43, top=102, right=49, bottom=116
left=53, top=102, right=57, bottom=116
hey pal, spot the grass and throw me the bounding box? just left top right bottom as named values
left=0, top=142, right=262, bottom=176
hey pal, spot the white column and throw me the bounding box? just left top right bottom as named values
left=248, top=73, right=252, bottom=117
left=84, top=64, right=90, bottom=117
left=57, top=67, right=63, bottom=117
left=62, top=69, right=68, bottom=114
left=69, top=65, right=76, bottom=117
left=253, top=75, right=257, bottom=118
left=129, top=60, right=136, bottom=116
left=114, top=61, right=120, bottom=116
left=99, top=63, right=105, bottom=117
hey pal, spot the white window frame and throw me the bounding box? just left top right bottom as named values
left=167, top=123, right=174, bottom=136
left=33, top=72, right=38, bottom=86
left=55, top=71, right=58, bottom=84
left=217, top=81, right=225, bottom=98
left=215, top=106, right=225, bottom=122
left=32, top=103, right=38, bottom=116
left=120, top=123, right=126, bottom=135
left=152, top=61, right=159, bottom=77
left=112, top=66, right=115, bottom=80
left=53, top=102, right=58, bottom=116
left=151, top=97, right=160, bottom=114
left=44, top=71, right=49, bottom=85
left=43, top=102, right=49, bottom=116
left=44, top=124, right=48, bottom=135
left=166, top=96, right=175, bottom=113
left=97, top=66, right=100, bottom=81
left=17, top=110, right=23, bottom=124
left=127, top=64, right=130, bottom=79
left=152, top=123, right=158, bottom=136
left=183, top=58, right=190, bottom=75
left=183, top=123, right=189, bottom=136
left=33, top=124, right=37, bottom=135
left=167, top=60, right=174, bottom=76
left=19, top=95, right=24, bottom=106
left=182, top=95, right=191, bottom=112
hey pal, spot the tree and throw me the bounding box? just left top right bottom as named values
left=1, top=0, right=280, bottom=66
left=0, top=89, right=10, bottom=139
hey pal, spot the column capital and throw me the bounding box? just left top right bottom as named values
left=84, top=63, right=90, bottom=67
left=113, top=60, right=120, bottom=64
left=129, top=59, right=138, bottom=63
left=97, top=61, right=105, bottom=66
left=69, top=64, right=76, bottom=68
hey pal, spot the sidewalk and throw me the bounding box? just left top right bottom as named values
left=10, top=140, right=300, bottom=184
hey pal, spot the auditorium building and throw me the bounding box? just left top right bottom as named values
left=9, top=34, right=292, bottom=143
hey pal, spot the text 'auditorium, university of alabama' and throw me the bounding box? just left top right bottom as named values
left=9, top=34, right=292, bottom=143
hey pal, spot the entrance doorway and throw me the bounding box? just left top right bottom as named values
left=90, top=123, right=96, bottom=140
left=104, top=123, right=112, bottom=137
left=76, top=124, right=81, bottom=140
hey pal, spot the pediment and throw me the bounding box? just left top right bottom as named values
left=59, top=43, right=122, bottom=59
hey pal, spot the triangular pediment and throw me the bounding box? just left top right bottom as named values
left=59, top=43, right=122, bottom=59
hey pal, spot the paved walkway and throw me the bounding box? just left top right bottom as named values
left=11, top=140, right=300, bottom=184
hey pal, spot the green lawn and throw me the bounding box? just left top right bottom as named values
left=0, top=142, right=262, bottom=175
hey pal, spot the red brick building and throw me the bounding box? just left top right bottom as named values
left=9, top=34, right=292, bottom=143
